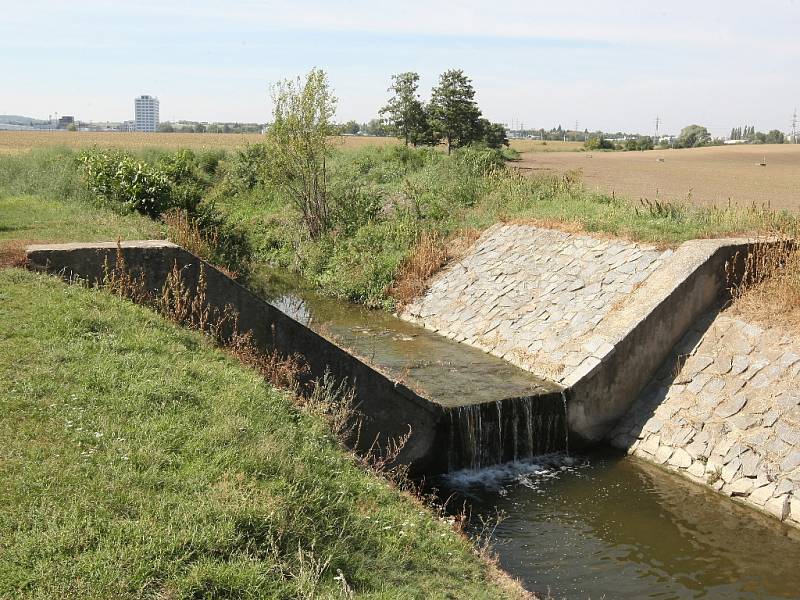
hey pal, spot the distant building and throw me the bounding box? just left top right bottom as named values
left=134, top=95, right=159, bottom=132
left=57, top=115, right=74, bottom=129
left=120, top=120, right=136, bottom=132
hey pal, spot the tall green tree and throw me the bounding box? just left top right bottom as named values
left=676, top=124, right=711, bottom=148
left=266, top=67, right=338, bottom=239
left=380, top=72, right=428, bottom=146
left=428, top=69, right=483, bottom=154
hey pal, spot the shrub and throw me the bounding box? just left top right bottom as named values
left=78, top=149, right=173, bottom=217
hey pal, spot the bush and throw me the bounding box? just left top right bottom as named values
left=78, top=149, right=173, bottom=217
left=584, top=136, right=613, bottom=150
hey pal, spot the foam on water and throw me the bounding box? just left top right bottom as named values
left=440, top=453, right=583, bottom=493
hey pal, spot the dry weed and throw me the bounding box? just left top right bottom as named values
left=0, top=239, right=33, bottom=268
left=389, top=229, right=480, bottom=306
left=727, top=236, right=800, bottom=332
left=163, top=209, right=218, bottom=262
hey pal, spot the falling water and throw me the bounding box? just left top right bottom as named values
left=561, top=389, right=569, bottom=456
left=447, top=391, right=569, bottom=471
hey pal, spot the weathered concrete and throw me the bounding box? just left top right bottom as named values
left=608, top=312, right=800, bottom=528
left=26, top=241, right=563, bottom=474
left=401, top=224, right=770, bottom=444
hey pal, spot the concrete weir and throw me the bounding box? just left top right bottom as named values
left=26, top=228, right=773, bottom=476
left=26, top=241, right=565, bottom=475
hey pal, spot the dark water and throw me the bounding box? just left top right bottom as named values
left=438, top=449, right=800, bottom=600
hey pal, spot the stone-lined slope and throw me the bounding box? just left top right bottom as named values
left=402, top=224, right=671, bottom=384
left=608, top=313, right=800, bottom=527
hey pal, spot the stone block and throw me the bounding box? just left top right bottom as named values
left=715, top=393, right=748, bottom=418
left=688, top=461, right=706, bottom=478
left=655, top=445, right=674, bottom=465
left=764, top=495, right=790, bottom=521
left=728, top=477, right=754, bottom=497
left=669, top=448, right=693, bottom=469
left=749, top=483, right=776, bottom=506
left=721, top=459, right=741, bottom=483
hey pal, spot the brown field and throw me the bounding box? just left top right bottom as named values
left=508, top=139, right=584, bottom=153
left=516, top=144, right=800, bottom=211
left=0, top=131, right=399, bottom=154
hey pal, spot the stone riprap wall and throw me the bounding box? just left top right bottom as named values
left=608, top=313, right=800, bottom=527
left=402, top=224, right=671, bottom=383
left=402, top=224, right=769, bottom=444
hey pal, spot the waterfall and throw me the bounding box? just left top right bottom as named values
left=447, top=390, right=570, bottom=471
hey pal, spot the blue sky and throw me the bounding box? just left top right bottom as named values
left=2, top=0, right=799, bottom=135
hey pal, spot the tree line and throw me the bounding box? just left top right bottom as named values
left=729, top=125, right=786, bottom=144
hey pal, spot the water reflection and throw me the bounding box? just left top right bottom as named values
left=439, top=450, right=800, bottom=599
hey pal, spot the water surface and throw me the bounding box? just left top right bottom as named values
left=439, top=450, right=800, bottom=599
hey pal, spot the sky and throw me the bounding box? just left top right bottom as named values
left=2, top=0, right=799, bottom=136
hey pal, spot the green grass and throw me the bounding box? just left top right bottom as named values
left=0, top=268, right=517, bottom=599
left=0, top=194, right=162, bottom=245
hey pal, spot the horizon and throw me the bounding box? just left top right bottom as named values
left=3, top=1, right=799, bottom=137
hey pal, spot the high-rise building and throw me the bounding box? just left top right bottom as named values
left=134, top=95, right=159, bottom=132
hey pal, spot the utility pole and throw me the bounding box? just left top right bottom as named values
left=654, top=115, right=660, bottom=141
left=792, top=108, right=798, bottom=144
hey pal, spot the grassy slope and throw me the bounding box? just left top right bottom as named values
left=0, top=194, right=162, bottom=245
left=0, top=269, right=517, bottom=599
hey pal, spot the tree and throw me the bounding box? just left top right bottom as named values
left=428, top=69, right=483, bottom=154
left=478, top=119, right=509, bottom=148
left=362, top=118, right=390, bottom=137
left=380, top=72, right=428, bottom=146
left=766, top=129, right=786, bottom=144
left=266, top=67, right=338, bottom=239
left=584, top=135, right=612, bottom=150
left=676, top=124, right=711, bottom=148
left=158, top=122, right=175, bottom=133
left=342, top=120, right=360, bottom=135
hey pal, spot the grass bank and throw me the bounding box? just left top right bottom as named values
left=0, top=268, right=524, bottom=599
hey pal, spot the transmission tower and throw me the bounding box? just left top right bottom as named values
left=792, top=108, right=798, bottom=143
left=654, top=115, right=660, bottom=141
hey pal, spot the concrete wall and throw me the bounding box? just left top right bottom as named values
left=565, top=239, right=764, bottom=443
left=26, top=241, right=567, bottom=474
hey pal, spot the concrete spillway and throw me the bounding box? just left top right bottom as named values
left=26, top=241, right=566, bottom=475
